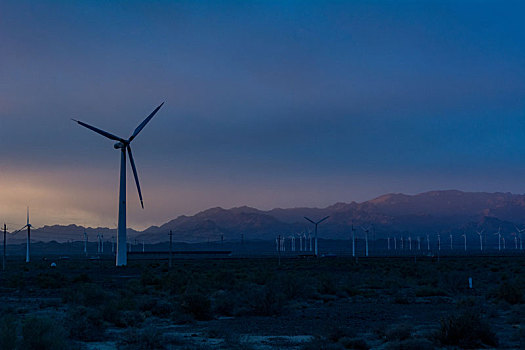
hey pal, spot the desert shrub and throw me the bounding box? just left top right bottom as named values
left=415, top=286, right=447, bottom=297
left=138, top=298, right=173, bottom=318
left=327, top=326, right=355, bottom=342
left=246, top=283, right=285, bottom=316
left=63, top=283, right=110, bottom=307
left=0, top=315, right=17, bottom=350
left=66, top=306, right=105, bottom=341
left=213, top=290, right=236, bottom=316
left=384, top=338, right=434, bottom=350
left=339, top=337, right=369, bottom=349
left=6, top=274, right=25, bottom=289
left=181, top=291, right=212, bottom=320
left=140, top=269, right=162, bottom=288
left=36, top=272, right=64, bottom=289
left=163, top=270, right=191, bottom=294
left=318, top=275, right=338, bottom=295
left=491, top=281, right=524, bottom=305
left=118, top=326, right=166, bottom=350
left=384, top=323, right=412, bottom=342
left=115, top=310, right=145, bottom=328
left=21, top=316, right=68, bottom=350
left=393, top=295, right=411, bottom=304
left=300, top=338, right=345, bottom=350
left=71, top=272, right=91, bottom=283
left=436, top=309, right=498, bottom=348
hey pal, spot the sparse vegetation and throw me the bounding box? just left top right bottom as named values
left=436, top=309, right=498, bottom=348
left=0, top=256, right=522, bottom=348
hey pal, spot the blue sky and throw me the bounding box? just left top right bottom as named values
left=1, top=1, right=524, bottom=229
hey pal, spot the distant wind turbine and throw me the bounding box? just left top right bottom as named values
left=515, top=226, right=524, bottom=250
left=462, top=233, right=467, bottom=251
left=476, top=229, right=483, bottom=252
left=361, top=226, right=370, bottom=257
left=304, top=216, right=329, bottom=256
left=351, top=225, right=356, bottom=257
left=73, top=102, right=164, bottom=266
left=12, top=208, right=32, bottom=263
left=84, top=231, right=88, bottom=255
left=494, top=227, right=502, bottom=251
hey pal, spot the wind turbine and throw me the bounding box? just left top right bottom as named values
left=25, top=208, right=31, bottom=263
left=73, top=102, right=164, bottom=266
left=494, top=227, right=501, bottom=251
left=12, top=208, right=32, bottom=263
left=304, top=216, right=329, bottom=256
left=361, top=226, right=370, bottom=257
left=426, top=234, right=430, bottom=251
left=351, top=224, right=356, bottom=257
left=462, top=233, right=467, bottom=251
left=515, top=226, right=524, bottom=250
left=449, top=233, right=453, bottom=250
left=84, top=231, right=88, bottom=255
left=476, top=229, right=484, bottom=252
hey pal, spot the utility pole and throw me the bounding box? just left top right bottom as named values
left=3, top=224, right=6, bottom=271
left=169, top=230, right=173, bottom=269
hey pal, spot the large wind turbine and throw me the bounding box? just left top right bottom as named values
left=73, top=103, right=164, bottom=266
left=304, top=216, right=329, bottom=256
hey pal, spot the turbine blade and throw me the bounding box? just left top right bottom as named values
left=317, top=216, right=330, bottom=224
left=72, top=119, right=124, bottom=142
left=129, top=102, right=164, bottom=142
left=304, top=217, right=315, bottom=225
left=127, top=146, right=144, bottom=209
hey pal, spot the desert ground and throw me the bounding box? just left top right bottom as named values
left=0, top=254, right=523, bottom=349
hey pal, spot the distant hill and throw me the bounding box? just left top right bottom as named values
left=21, top=190, right=525, bottom=243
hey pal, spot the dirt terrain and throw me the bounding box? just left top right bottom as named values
left=0, top=256, right=523, bottom=349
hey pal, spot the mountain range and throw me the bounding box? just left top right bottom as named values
left=18, top=190, right=525, bottom=244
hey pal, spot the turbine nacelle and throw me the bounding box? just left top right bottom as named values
left=114, top=141, right=127, bottom=149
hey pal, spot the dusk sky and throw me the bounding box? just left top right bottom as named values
left=1, top=1, right=525, bottom=230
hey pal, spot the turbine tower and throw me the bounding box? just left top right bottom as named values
left=351, top=225, right=356, bottom=257
left=25, top=208, right=31, bottom=263
left=304, top=216, right=329, bottom=256
left=73, top=103, right=164, bottom=266
left=84, top=231, right=88, bottom=255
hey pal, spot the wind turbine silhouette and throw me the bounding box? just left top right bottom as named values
left=304, top=216, right=329, bottom=256
left=73, top=103, right=164, bottom=266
